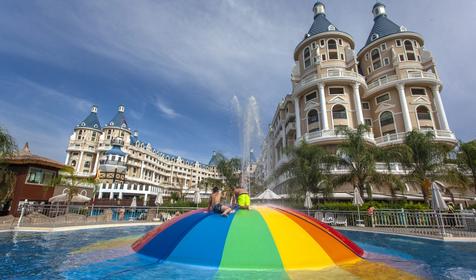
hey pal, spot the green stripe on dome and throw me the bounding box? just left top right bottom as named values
left=219, top=209, right=283, bottom=270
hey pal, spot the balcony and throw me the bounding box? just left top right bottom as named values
left=292, top=69, right=365, bottom=94
left=366, top=71, right=440, bottom=96
left=375, top=130, right=457, bottom=147
left=301, top=129, right=374, bottom=144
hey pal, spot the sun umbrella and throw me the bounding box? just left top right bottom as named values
left=155, top=193, right=164, bottom=206
left=131, top=196, right=137, bottom=208
left=253, top=189, right=282, bottom=200
left=352, top=187, right=364, bottom=227
left=193, top=189, right=202, bottom=209
left=304, top=191, right=313, bottom=216
left=48, top=193, right=91, bottom=203
left=431, top=182, right=448, bottom=236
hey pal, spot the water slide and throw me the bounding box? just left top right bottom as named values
left=132, top=206, right=364, bottom=271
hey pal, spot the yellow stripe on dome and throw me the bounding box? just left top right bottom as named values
left=256, top=206, right=335, bottom=270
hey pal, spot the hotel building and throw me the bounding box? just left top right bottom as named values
left=258, top=2, right=474, bottom=201
left=65, top=105, right=220, bottom=205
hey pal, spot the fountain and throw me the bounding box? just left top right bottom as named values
left=232, top=95, right=263, bottom=193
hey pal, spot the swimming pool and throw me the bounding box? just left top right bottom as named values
left=0, top=226, right=475, bottom=279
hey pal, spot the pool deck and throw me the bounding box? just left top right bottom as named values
left=339, top=226, right=476, bottom=242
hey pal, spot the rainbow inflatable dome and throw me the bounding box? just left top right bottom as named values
left=132, top=206, right=364, bottom=271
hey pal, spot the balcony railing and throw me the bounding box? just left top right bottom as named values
left=304, top=129, right=374, bottom=143
left=367, top=71, right=439, bottom=92
left=293, top=69, right=365, bottom=93
left=332, top=112, right=347, bottom=119
left=368, top=75, right=398, bottom=90
left=375, top=130, right=456, bottom=145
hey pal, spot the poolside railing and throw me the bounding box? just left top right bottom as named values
left=13, top=204, right=197, bottom=228
left=302, top=209, right=476, bottom=239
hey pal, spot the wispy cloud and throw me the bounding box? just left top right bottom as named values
left=155, top=97, right=180, bottom=119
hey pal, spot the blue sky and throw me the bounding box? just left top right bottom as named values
left=0, top=0, right=475, bottom=163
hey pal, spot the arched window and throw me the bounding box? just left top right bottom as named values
left=404, top=40, right=416, bottom=61
left=332, top=105, right=347, bottom=119
left=416, top=106, right=431, bottom=120
left=303, top=47, right=311, bottom=68
left=328, top=39, right=338, bottom=59
left=71, top=160, right=77, bottom=167
left=307, top=110, right=319, bottom=124
left=380, top=111, right=394, bottom=126
left=371, top=48, right=382, bottom=70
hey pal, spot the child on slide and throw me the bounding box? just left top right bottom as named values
left=208, top=187, right=233, bottom=217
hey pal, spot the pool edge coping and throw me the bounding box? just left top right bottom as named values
left=338, top=227, right=476, bottom=243
left=2, top=222, right=162, bottom=233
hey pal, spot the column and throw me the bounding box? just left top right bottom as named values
left=98, top=183, right=104, bottom=199
left=64, top=153, right=70, bottom=165
left=353, top=83, right=364, bottom=125
left=432, top=85, right=450, bottom=131
left=144, top=193, right=148, bottom=206
left=396, top=83, right=412, bottom=132
left=140, top=160, right=144, bottom=179
left=118, top=190, right=123, bottom=200
left=76, top=151, right=84, bottom=173
left=293, top=97, right=302, bottom=139
left=92, top=152, right=100, bottom=174
left=109, top=188, right=114, bottom=200
left=318, top=83, right=329, bottom=130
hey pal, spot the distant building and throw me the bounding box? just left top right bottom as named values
left=65, top=104, right=221, bottom=205
left=257, top=2, right=474, bottom=202
left=2, top=143, right=65, bottom=215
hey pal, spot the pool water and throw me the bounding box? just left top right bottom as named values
left=0, top=226, right=475, bottom=279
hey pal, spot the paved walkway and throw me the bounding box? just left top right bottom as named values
left=339, top=226, right=476, bottom=242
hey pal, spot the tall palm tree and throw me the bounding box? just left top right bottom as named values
left=456, top=140, right=476, bottom=193
left=394, top=130, right=466, bottom=203
left=215, top=153, right=241, bottom=192
left=334, top=124, right=402, bottom=200
left=0, top=126, right=17, bottom=207
left=274, top=141, right=335, bottom=199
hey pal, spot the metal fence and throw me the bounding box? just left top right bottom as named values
left=300, top=209, right=476, bottom=239
left=14, top=204, right=197, bottom=228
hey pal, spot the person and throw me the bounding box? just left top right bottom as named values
left=208, top=187, right=232, bottom=216
left=231, top=186, right=250, bottom=210
left=447, top=202, right=456, bottom=228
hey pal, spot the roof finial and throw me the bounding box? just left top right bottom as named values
left=372, top=2, right=386, bottom=19
left=91, top=105, right=98, bottom=113
left=20, top=142, right=31, bottom=155
left=313, top=2, right=325, bottom=16
left=118, top=105, right=125, bottom=113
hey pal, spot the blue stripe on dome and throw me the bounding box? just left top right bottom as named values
left=77, top=112, right=101, bottom=130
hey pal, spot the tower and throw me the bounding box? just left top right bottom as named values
left=290, top=1, right=368, bottom=148
left=357, top=2, right=456, bottom=147
left=65, top=105, right=102, bottom=177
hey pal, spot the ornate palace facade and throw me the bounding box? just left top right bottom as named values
left=257, top=2, right=473, bottom=202
left=65, top=105, right=220, bottom=205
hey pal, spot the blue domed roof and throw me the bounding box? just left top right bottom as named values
left=363, top=2, right=410, bottom=48
left=77, top=105, right=101, bottom=131
left=307, top=14, right=338, bottom=37
left=105, top=145, right=127, bottom=157
left=105, top=105, right=129, bottom=130
left=209, top=151, right=225, bottom=166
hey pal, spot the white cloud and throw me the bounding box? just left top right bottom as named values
left=154, top=97, right=180, bottom=119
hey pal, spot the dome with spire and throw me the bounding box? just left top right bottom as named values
left=105, top=105, right=129, bottom=130
left=363, top=2, right=410, bottom=47
left=208, top=151, right=225, bottom=166
left=306, top=2, right=340, bottom=38
left=77, top=105, right=102, bottom=131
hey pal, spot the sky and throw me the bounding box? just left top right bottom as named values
left=0, top=0, right=475, bottom=164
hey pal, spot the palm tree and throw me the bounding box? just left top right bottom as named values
left=198, top=177, right=224, bottom=193
left=456, top=140, right=476, bottom=193
left=0, top=126, right=17, bottom=208
left=49, top=166, right=97, bottom=209
left=333, top=124, right=402, bottom=200
left=274, top=141, right=335, bottom=199
left=394, top=130, right=466, bottom=203
left=215, top=154, right=241, bottom=191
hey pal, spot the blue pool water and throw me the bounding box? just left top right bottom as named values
left=0, top=226, right=475, bottom=279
